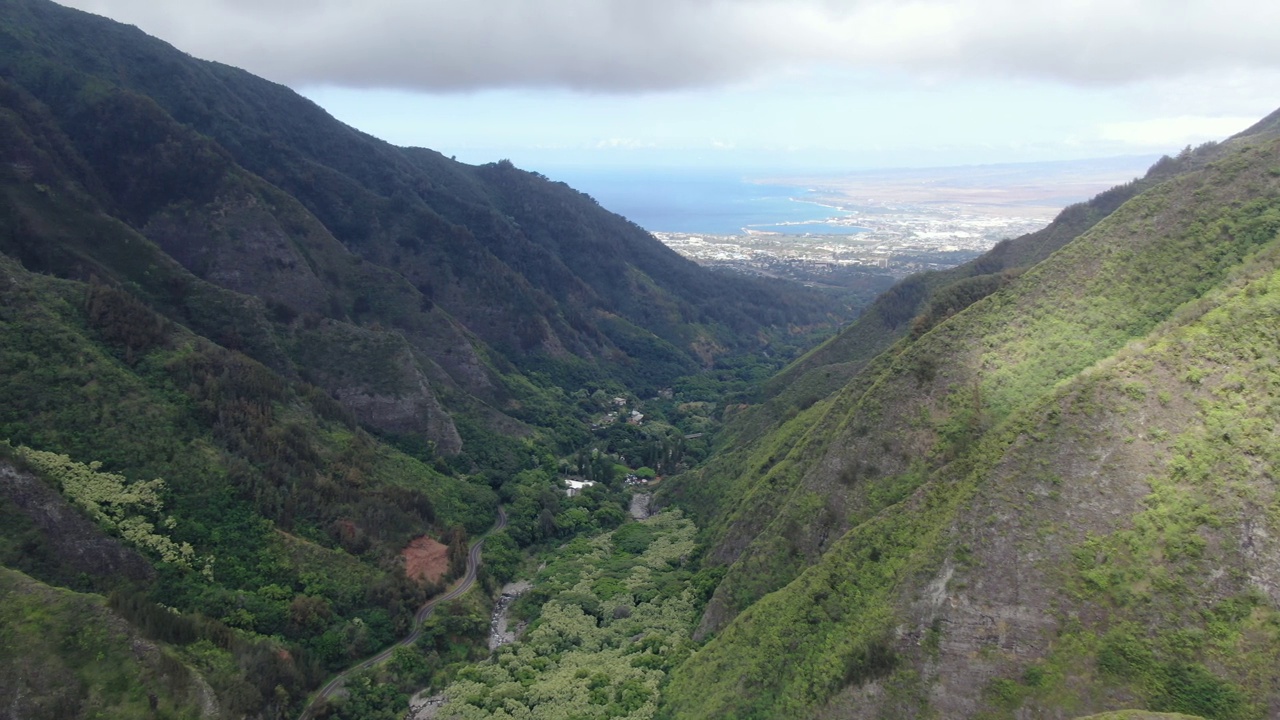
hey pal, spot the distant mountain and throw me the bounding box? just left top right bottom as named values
left=659, top=111, right=1280, bottom=717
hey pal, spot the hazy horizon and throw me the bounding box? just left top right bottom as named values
left=538, top=154, right=1161, bottom=235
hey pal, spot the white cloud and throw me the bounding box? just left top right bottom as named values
left=1097, top=115, right=1259, bottom=147
left=57, top=0, right=1280, bottom=93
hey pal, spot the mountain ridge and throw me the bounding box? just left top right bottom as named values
left=0, top=2, right=860, bottom=715
left=659, top=108, right=1280, bottom=718
left=0, top=0, right=849, bottom=435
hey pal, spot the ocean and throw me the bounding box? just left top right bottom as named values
left=544, top=168, right=858, bottom=235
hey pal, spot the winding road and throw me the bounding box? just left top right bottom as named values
left=298, top=506, right=508, bottom=720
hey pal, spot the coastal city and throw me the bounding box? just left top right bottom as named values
left=646, top=157, right=1157, bottom=284
left=653, top=204, right=1048, bottom=281
left=653, top=203, right=1058, bottom=301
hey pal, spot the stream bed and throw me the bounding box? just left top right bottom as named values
left=488, top=580, right=532, bottom=651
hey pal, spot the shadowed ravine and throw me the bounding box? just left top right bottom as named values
left=298, top=506, right=508, bottom=720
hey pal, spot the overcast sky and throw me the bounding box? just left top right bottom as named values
left=58, top=0, right=1280, bottom=172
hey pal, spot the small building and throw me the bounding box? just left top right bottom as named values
left=564, top=478, right=596, bottom=497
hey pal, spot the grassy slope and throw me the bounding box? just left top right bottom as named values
left=682, top=132, right=1280, bottom=639
left=0, top=566, right=210, bottom=719
left=757, top=151, right=1201, bottom=406
left=661, top=146, right=1224, bottom=613
left=661, top=130, right=1280, bottom=717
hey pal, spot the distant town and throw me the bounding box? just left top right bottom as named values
left=649, top=156, right=1157, bottom=284
left=653, top=204, right=1046, bottom=281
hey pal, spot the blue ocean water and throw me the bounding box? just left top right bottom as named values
left=545, top=168, right=858, bottom=235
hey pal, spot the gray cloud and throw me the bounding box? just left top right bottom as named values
left=59, top=0, right=1280, bottom=92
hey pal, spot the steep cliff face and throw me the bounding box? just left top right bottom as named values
left=294, top=320, right=466, bottom=454
left=662, top=121, right=1280, bottom=718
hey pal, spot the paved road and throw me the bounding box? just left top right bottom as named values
left=298, top=506, right=508, bottom=720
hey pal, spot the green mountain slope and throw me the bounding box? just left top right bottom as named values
left=0, top=2, right=863, bottom=716
left=760, top=143, right=1221, bottom=414
left=0, top=0, right=845, bottom=402
left=0, top=250, right=499, bottom=710
left=664, top=148, right=1224, bottom=563
left=661, top=117, right=1280, bottom=717
left=0, top=566, right=220, bottom=719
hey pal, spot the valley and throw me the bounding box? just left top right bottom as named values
left=1, top=2, right=1279, bottom=720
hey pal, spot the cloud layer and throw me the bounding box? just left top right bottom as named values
left=61, top=0, right=1280, bottom=92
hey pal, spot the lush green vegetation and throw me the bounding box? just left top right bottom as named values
left=6, top=2, right=1280, bottom=719
left=14, top=446, right=210, bottom=574
left=659, top=131, right=1280, bottom=718
left=669, top=130, right=1280, bottom=642
left=0, top=2, right=865, bottom=717
left=752, top=140, right=1223, bottom=436
left=315, top=588, right=493, bottom=719
left=434, top=512, right=699, bottom=720
left=0, top=567, right=208, bottom=719
left=0, top=252, right=502, bottom=713
left=0, top=0, right=852, bottom=400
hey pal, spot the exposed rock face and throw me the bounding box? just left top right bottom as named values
left=0, top=463, right=154, bottom=582
left=488, top=580, right=532, bottom=651
left=424, top=334, right=499, bottom=401
left=296, top=320, right=463, bottom=454
left=335, top=380, right=462, bottom=456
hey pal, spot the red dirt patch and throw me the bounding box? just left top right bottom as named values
left=401, top=535, right=449, bottom=584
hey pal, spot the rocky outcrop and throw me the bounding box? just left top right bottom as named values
left=488, top=580, right=532, bottom=651
left=629, top=493, right=653, bottom=521
left=334, top=379, right=462, bottom=455
left=295, top=320, right=463, bottom=454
